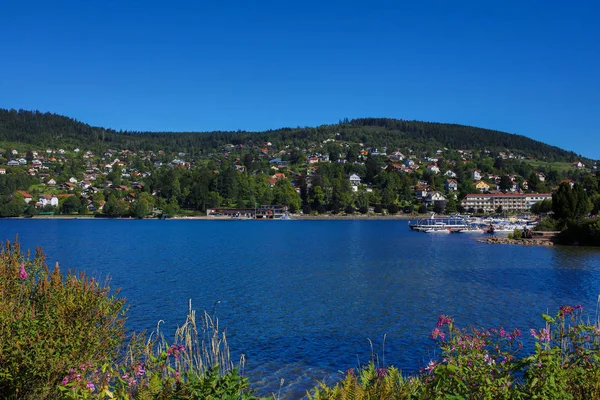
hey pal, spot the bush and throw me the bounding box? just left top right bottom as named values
left=534, top=217, right=560, bottom=232
left=387, top=204, right=399, bottom=215
left=302, top=204, right=312, bottom=215
left=344, top=205, right=355, bottom=215
left=358, top=206, right=369, bottom=214
left=0, top=238, right=127, bottom=399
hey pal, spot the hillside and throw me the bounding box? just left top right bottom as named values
left=0, top=109, right=590, bottom=163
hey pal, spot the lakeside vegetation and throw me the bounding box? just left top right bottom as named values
left=3, top=238, right=600, bottom=399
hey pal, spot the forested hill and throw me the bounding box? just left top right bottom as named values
left=0, top=109, right=589, bottom=163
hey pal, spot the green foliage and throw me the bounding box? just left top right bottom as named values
left=556, top=219, right=600, bottom=246
left=552, top=183, right=591, bottom=225
left=0, top=238, right=127, bottom=399
left=308, top=363, right=422, bottom=400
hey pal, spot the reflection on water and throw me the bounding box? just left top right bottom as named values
left=2, top=219, right=600, bottom=398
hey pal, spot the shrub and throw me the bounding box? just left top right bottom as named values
left=344, top=205, right=355, bottom=215
left=534, top=217, right=560, bottom=232
left=387, top=204, right=399, bottom=215
left=308, top=363, right=422, bottom=400
left=0, top=238, right=127, bottom=399
left=358, top=206, right=369, bottom=214
left=302, top=204, right=312, bottom=214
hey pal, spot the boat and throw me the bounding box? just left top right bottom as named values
left=408, top=213, right=469, bottom=231
left=424, top=228, right=451, bottom=234
left=457, top=227, right=485, bottom=234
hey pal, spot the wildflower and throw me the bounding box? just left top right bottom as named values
left=86, top=382, right=95, bottom=391
left=430, top=327, right=445, bottom=340
left=424, top=360, right=437, bottom=373
left=513, top=328, right=521, bottom=337
left=346, top=368, right=356, bottom=377
left=167, top=344, right=186, bottom=358
left=437, top=315, right=453, bottom=328
left=376, top=367, right=388, bottom=377
left=134, top=362, right=146, bottom=376
left=558, top=305, right=574, bottom=317
left=19, top=263, right=28, bottom=280
left=62, top=377, right=69, bottom=385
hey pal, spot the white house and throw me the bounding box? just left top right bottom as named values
left=572, top=161, right=585, bottom=169
left=472, top=169, right=482, bottom=180
left=348, top=173, right=361, bottom=192
left=427, top=164, right=440, bottom=174
left=537, top=173, right=545, bottom=182
left=445, top=179, right=458, bottom=191
left=444, top=170, right=457, bottom=178
left=425, top=191, right=447, bottom=204
left=39, top=195, right=59, bottom=207
left=0, top=168, right=5, bottom=174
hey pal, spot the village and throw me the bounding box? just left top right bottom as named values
left=0, top=137, right=597, bottom=218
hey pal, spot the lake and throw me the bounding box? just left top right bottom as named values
left=2, top=219, right=600, bottom=398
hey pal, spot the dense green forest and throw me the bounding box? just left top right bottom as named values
left=0, top=109, right=590, bottom=164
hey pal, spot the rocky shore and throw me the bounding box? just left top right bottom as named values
left=477, top=236, right=555, bottom=246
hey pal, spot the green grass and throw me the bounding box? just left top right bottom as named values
left=525, top=160, right=581, bottom=173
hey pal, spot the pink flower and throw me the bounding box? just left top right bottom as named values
left=86, top=382, right=95, bottom=391
left=62, top=377, right=69, bottom=385
left=19, top=263, right=28, bottom=280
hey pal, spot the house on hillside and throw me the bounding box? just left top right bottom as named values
left=445, top=179, right=458, bottom=191
left=38, top=195, right=59, bottom=208
left=572, top=161, right=585, bottom=169
left=444, top=170, right=457, bottom=178
left=475, top=180, right=490, bottom=193
left=349, top=173, right=361, bottom=192
left=16, top=190, right=33, bottom=203
left=472, top=169, right=482, bottom=180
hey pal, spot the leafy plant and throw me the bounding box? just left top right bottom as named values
left=0, top=238, right=127, bottom=399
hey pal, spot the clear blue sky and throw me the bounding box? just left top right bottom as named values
left=1, top=1, right=598, bottom=159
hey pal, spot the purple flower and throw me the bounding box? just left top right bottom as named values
left=86, top=382, right=95, bottom=391
left=19, top=263, right=28, bottom=280
left=62, top=377, right=69, bottom=385
left=559, top=305, right=574, bottom=317
left=376, top=368, right=388, bottom=377
left=437, top=315, right=453, bottom=328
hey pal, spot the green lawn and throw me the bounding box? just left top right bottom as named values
left=525, top=160, right=580, bottom=173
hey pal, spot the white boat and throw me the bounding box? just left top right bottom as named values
left=459, top=228, right=484, bottom=234
left=424, top=228, right=451, bottom=234
left=409, top=213, right=469, bottom=231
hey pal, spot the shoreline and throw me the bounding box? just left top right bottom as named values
left=3, top=213, right=422, bottom=221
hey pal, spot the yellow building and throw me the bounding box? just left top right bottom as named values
left=475, top=180, right=490, bottom=192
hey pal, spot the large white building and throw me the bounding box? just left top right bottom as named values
left=461, top=193, right=552, bottom=213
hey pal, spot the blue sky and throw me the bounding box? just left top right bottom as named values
left=1, top=1, right=598, bottom=159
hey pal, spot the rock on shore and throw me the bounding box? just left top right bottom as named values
left=477, top=236, right=555, bottom=246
